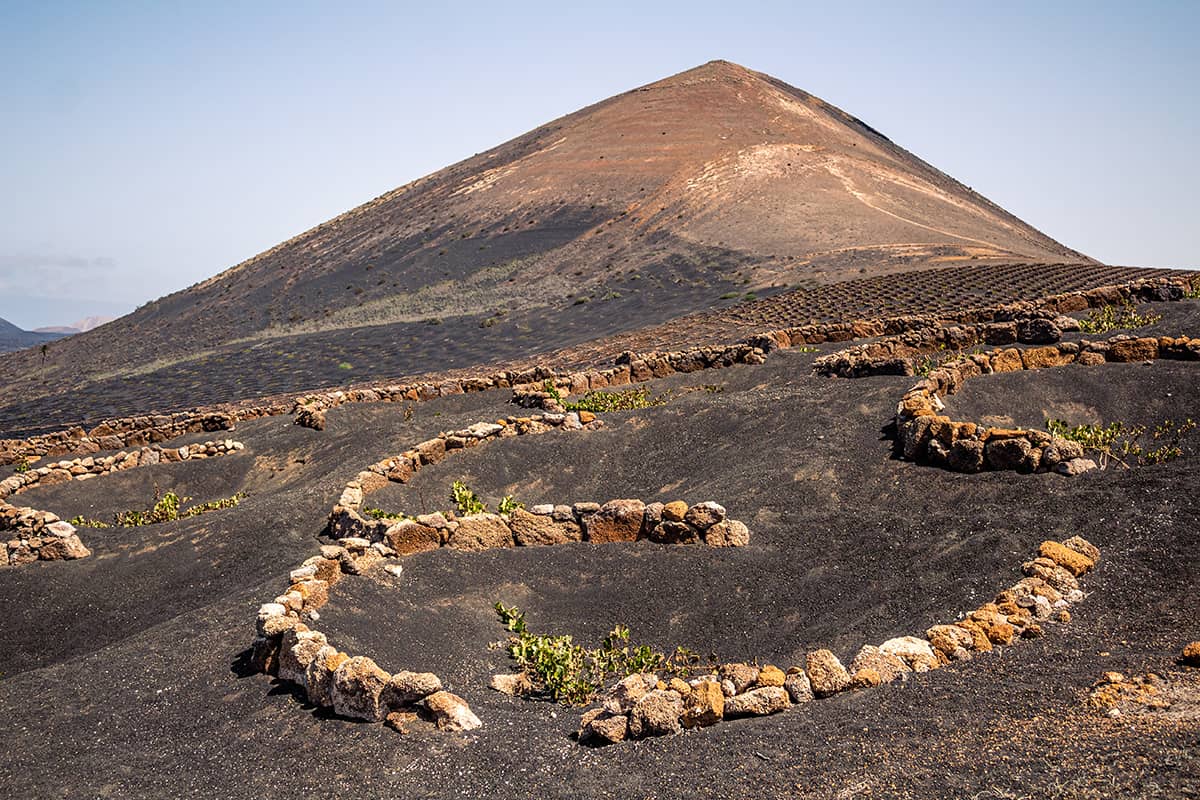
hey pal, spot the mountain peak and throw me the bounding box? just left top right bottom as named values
left=0, top=61, right=1094, bottom=413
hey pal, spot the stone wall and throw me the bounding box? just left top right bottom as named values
left=4, top=276, right=1192, bottom=464
left=813, top=277, right=1192, bottom=379
left=575, top=536, right=1100, bottom=745
left=0, top=438, right=244, bottom=567
left=0, top=411, right=242, bottom=467
left=892, top=333, right=1200, bottom=475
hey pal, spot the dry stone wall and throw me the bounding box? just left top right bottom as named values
left=813, top=278, right=1192, bottom=379
left=0, top=438, right=244, bottom=567
left=250, top=407, right=751, bottom=736
left=891, top=333, right=1200, bottom=475
left=574, top=536, right=1100, bottom=745
left=3, top=277, right=1191, bottom=466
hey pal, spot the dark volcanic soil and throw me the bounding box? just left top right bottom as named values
left=1, top=329, right=1198, bottom=799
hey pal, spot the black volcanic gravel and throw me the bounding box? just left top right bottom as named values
left=1, top=338, right=1198, bottom=799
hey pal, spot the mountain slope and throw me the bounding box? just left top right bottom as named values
left=0, top=59, right=1097, bottom=422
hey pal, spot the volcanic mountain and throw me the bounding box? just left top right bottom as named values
left=1, top=59, right=1104, bottom=432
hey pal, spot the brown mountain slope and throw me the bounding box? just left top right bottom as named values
left=0, top=60, right=1095, bottom=426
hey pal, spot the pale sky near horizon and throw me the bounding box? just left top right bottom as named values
left=1, top=0, right=1196, bottom=329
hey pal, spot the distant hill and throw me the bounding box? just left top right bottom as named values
left=0, top=59, right=1100, bottom=420
left=33, top=316, right=116, bottom=335
left=0, top=316, right=64, bottom=354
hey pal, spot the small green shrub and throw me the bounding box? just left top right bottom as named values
left=1184, top=276, right=1200, bottom=299
left=719, top=291, right=740, bottom=300
left=498, top=495, right=524, bottom=515
left=794, top=346, right=819, bottom=354
left=13, top=460, right=30, bottom=474
left=451, top=480, right=485, bottom=515
left=1046, top=417, right=1194, bottom=469
left=337, top=362, right=353, bottom=370
left=565, top=387, right=668, bottom=413
left=364, top=506, right=406, bottom=521
left=494, top=603, right=707, bottom=706
left=71, top=487, right=246, bottom=528
left=1077, top=301, right=1162, bottom=334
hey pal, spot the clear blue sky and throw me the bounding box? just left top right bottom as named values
left=0, top=0, right=1196, bottom=329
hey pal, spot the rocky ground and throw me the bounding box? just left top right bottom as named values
left=1, top=313, right=1198, bottom=798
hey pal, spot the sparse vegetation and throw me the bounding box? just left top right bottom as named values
left=914, top=344, right=951, bottom=377
left=494, top=603, right=707, bottom=706
left=1046, top=417, right=1194, bottom=469
left=69, top=487, right=246, bottom=528
left=565, top=386, right=668, bottom=413
left=363, top=506, right=407, bottom=521
left=13, top=459, right=30, bottom=474
left=1077, top=301, right=1162, bottom=334
left=498, top=495, right=524, bottom=515
left=451, top=480, right=485, bottom=515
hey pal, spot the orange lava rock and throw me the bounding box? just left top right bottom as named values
left=1039, top=540, right=1095, bottom=576
left=1181, top=642, right=1200, bottom=667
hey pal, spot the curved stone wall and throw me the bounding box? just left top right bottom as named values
left=0, top=439, right=245, bottom=567
left=891, top=333, right=1200, bottom=474
left=6, top=277, right=1190, bottom=464
left=575, top=536, right=1100, bottom=745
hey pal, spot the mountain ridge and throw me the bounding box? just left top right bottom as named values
left=0, top=59, right=1100, bottom=421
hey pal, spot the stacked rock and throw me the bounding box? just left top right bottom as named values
left=576, top=536, right=1098, bottom=745
left=0, top=412, right=235, bottom=466
left=0, top=439, right=245, bottom=568
left=890, top=332, right=1200, bottom=475
left=251, top=541, right=482, bottom=732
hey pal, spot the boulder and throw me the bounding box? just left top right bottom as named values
left=383, top=670, right=444, bottom=707
left=583, top=499, right=645, bottom=544
left=278, top=628, right=328, bottom=684
left=579, top=708, right=628, bottom=744
left=926, top=625, right=975, bottom=661
left=1181, top=642, right=1200, bottom=668
left=331, top=656, right=391, bottom=722
left=724, top=686, right=790, bottom=717
left=985, top=437, right=1039, bottom=473
left=645, top=520, right=700, bottom=544
left=1016, top=318, right=1062, bottom=344
left=1108, top=337, right=1159, bottom=362
left=507, top=508, right=582, bottom=546
left=806, top=650, right=852, bottom=696
left=1022, top=557, right=1081, bottom=593
left=447, top=514, right=514, bottom=551
left=851, top=669, right=883, bottom=689
left=488, top=672, right=534, bottom=696
left=850, top=645, right=910, bottom=683
left=947, top=439, right=985, bottom=473
left=683, top=501, right=726, bottom=530
left=705, top=519, right=750, bottom=547
left=681, top=680, right=724, bottom=728
left=756, top=664, right=786, bottom=687
left=424, top=691, right=482, bottom=731
left=627, top=689, right=683, bottom=738
left=607, top=673, right=650, bottom=713
left=784, top=669, right=814, bottom=703
left=305, top=646, right=349, bottom=707
left=661, top=501, right=688, bottom=522
left=1062, top=536, right=1100, bottom=563
left=37, top=534, right=91, bottom=560
left=719, top=663, right=760, bottom=694
left=1055, top=458, right=1098, bottom=476
left=1039, top=540, right=1095, bottom=576
left=384, top=520, right=442, bottom=555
